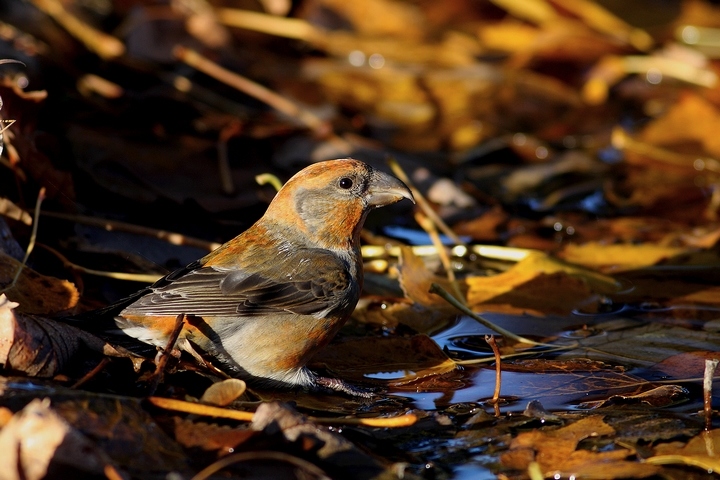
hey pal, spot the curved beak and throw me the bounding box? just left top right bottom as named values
left=367, top=169, right=415, bottom=208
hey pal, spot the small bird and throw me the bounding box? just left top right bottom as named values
left=101, top=159, right=413, bottom=395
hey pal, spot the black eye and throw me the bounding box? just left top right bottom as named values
left=339, top=177, right=353, bottom=189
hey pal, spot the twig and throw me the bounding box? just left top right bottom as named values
left=174, top=46, right=331, bottom=138
left=147, top=396, right=417, bottom=427
left=704, top=358, right=719, bottom=431
left=430, top=283, right=549, bottom=347
left=36, top=243, right=162, bottom=284
left=148, top=314, right=186, bottom=394
left=255, top=173, right=283, bottom=192
left=2, top=187, right=44, bottom=292
left=414, top=211, right=465, bottom=303
left=71, top=357, right=111, bottom=389
left=40, top=211, right=220, bottom=251
left=485, top=335, right=502, bottom=407
left=217, top=121, right=243, bottom=195
left=215, top=8, right=321, bottom=42
left=192, top=451, right=330, bottom=480
left=29, top=0, right=124, bottom=59
left=387, top=158, right=464, bottom=245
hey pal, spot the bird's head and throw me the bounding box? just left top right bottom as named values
left=264, top=159, right=414, bottom=251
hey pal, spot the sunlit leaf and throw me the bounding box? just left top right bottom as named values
left=648, top=429, right=720, bottom=473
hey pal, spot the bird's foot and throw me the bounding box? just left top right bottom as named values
left=314, top=376, right=375, bottom=398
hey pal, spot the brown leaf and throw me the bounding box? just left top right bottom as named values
left=0, top=251, right=79, bottom=315
left=637, top=92, right=720, bottom=160
left=200, top=378, right=247, bottom=406
left=646, top=351, right=720, bottom=379
left=466, top=263, right=599, bottom=316
left=0, top=398, right=116, bottom=480
left=311, top=334, right=457, bottom=388
left=502, top=415, right=661, bottom=478
left=251, top=402, right=387, bottom=476
left=173, top=417, right=255, bottom=452
left=578, top=385, right=688, bottom=409
left=0, top=294, right=130, bottom=377
left=649, top=429, right=720, bottom=473
left=558, top=242, right=710, bottom=273
left=353, top=298, right=457, bottom=335
left=397, top=246, right=464, bottom=309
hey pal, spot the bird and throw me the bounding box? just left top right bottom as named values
left=92, top=159, right=413, bottom=396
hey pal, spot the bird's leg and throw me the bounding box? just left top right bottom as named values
left=313, top=375, right=375, bottom=398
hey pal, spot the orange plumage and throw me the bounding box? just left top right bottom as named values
left=110, top=159, right=413, bottom=395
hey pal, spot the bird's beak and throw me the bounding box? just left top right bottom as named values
left=367, top=169, right=415, bottom=208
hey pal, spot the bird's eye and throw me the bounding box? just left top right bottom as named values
left=338, top=177, right=353, bottom=189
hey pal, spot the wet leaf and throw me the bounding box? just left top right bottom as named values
left=250, top=401, right=392, bottom=478
left=649, top=429, right=720, bottom=473
left=311, top=334, right=457, bottom=388
left=578, top=385, right=688, bottom=409
left=500, top=415, right=662, bottom=478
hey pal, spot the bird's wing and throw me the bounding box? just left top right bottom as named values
left=119, top=249, right=356, bottom=318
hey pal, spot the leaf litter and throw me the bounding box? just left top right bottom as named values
left=1, top=0, right=720, bottom=478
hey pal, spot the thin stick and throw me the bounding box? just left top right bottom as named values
left=71, top=357, right=111, bottom=389
left=174, top=46, right=330, bottom=137
left=387, top=158, right=464, bottom=245
left=414, top=211, right=465, bottom=303
left=3, top=188, right=44, bottom=292
left=192, top=451, right=330, bottom=480
left=216, top=8, right=321, bottom=42
left=36, top=243, right=162, bottom=284
left=30, top=0, right=124, bottom=59
left=486, top=334, right=502, bottom=406
left=430, top=283, right=549, bottom=347
left=704, top=358, right=719, bottom=431
left=147, top=396, right=417, bottom=427
left=40, top=211, right=220, bottom=251
left=149, top=314, right=186, bottom=394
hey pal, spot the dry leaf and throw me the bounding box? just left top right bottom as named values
left=465, top=253, right=605, bottom=315
left=638, top=92, right=720, bottom=160
left=200, top=378, right=247, bottom=406
left=0, top=294, right=132, bottom=377
left=173, top=417, right=255, bottom=452
left=0, top=398, right=115, bottom=480
left=397, top=246, right=464, bottom=309
left=0, top=251, right=79, bottom=315
left=558, top=242, right=698, bottom=272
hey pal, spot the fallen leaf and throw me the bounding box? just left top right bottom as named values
left=501, top=415, right=661, bottom=478
left=173, top=417, right=255, bottom=452
left=637, top=92, right=720, bottom=160
left=0, top=251, right=79, bottom=315
left=311, top=334, right=457, bottom=388
left=648, top=429, right=720, bottom=473
left=558, top=242, right=715, bottom=272
left=200, top=378, right=247, bottom=406
left=0, top=294, right=134, bottom=377
left=0, top=398, right=116, bottom=480
left=578, top=385, right=688, bottom=409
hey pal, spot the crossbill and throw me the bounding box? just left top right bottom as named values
left=96, top=159, right=413, bottom=395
